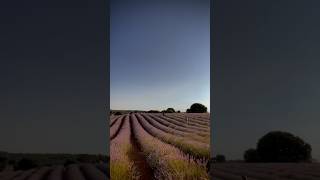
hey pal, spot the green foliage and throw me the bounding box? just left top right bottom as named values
left=243, top=131, right=312, bottom=162
left=166, top=108, right=175, bottom=113
left=114, top=112, right=122, bottom=115
left=187, top=103, right=207, bottom=113
left=257, top=131, right=312, bottom=162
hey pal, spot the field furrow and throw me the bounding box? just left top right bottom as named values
left=128, top=115, right=154, bottom=180
left=135, top=113, right=210, bottom=161
left=167, top=114, right=210, bottom=127
left=46, top=166, right=64, bottom=180
left=110, top=115, right=123, bottom=127
left=152, top=114, right=210, bottom=137
left=64, top=164, right=86, bottom=180
left=110, top=114, right=136, bottom=180
left=131, top=114, right=209, bottom=179
left=80, top=164, right=106, bottom=180
left=12, top=169, right=36, bottom=180
left=110, top=115, right=126, bottom=140
left=141, top=113, right=209, bottom=144
left=26, top=167, right=51, bottom=180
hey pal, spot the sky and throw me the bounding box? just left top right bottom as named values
left=213, top=0, right=320, bottom=160
left=0, top=0, right=107, bottom=154
left=110, top=0, right=210, bottom=112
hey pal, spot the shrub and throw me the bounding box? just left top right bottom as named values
left=244, top=148, right=260, bottom=162
left=14, top=158, right=38, bottom=170
left=244, top=131, right=312, bottom=162
left=114, top=112, right=122, bottom=115
left=257, top=131, right=312, bottom=162
left=166, top=108, right=175, bottom=113
left=187, top=103, right=207, bottom=113
left=214, top=154, right=226, bottom=163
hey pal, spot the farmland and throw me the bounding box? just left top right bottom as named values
left=110, top=112, right=210, bottom=179
left=210, top=163, right=320, bottom=180
left=0, top=163, right=109, bottom=180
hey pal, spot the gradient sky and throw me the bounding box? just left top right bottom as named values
left=110, top=0, right=210, bottom=112
left=213, top=0, right=320, bottom=160
left=0, top=0, right=107, bottom=154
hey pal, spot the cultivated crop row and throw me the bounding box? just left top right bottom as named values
left=110, top=115, right=137, bottom=180
left=141, top=113, right=209, bottom=144
left=167, top=114, right=210, bottom=127
left=135, top=113, right=210, bottom=161
left=130, top=114, right=209, bottom=179
left=110, top=115, right=123, bottom=127
left=0, top=164, right=109, bottom=180
left=210, top=163, right=320, bottom=180
left=154, top=114, right=210, bottom=133
left=110, top=115, right=125, bottom=140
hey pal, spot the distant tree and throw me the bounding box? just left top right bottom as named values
left=166, top=108, right=175, bottom=113
left=14, top=158, right=38, bottom=170
left=244, top=148, right=260, bottom=162
left=214, top=154, right=226, bottom=163
left=177, top=110, right=181, bottom=113
left=114, top=112, right=122, bottom=115
left=257, top=131, right=312, bottom=162
left=187, top=103, right=207, bottom=113
left=148, top=110, right=160, bottom=113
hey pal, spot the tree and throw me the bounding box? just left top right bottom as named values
left=114, top=112, right=122, bottom=115
left=166, top=108, right=175, bottom=113
left=256, top=131, right=312, bottom=162
left=187, top=103, right=207, bottom=113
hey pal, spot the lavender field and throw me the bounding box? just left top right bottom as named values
left=0, top=163, right=109, bottom=180
left=210, top=163, right=320, bottom=180
left=110, top=112, right=210, bottom=179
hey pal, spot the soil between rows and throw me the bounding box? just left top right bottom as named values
left=128, top=116, right=154, bottom=180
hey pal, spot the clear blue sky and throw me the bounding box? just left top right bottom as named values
left=110, top=0, right=210, bottom=112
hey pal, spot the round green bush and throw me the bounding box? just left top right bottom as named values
left=187, top=103, right=207, bottom=113
left=257, top=131, right=312, bottom=162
